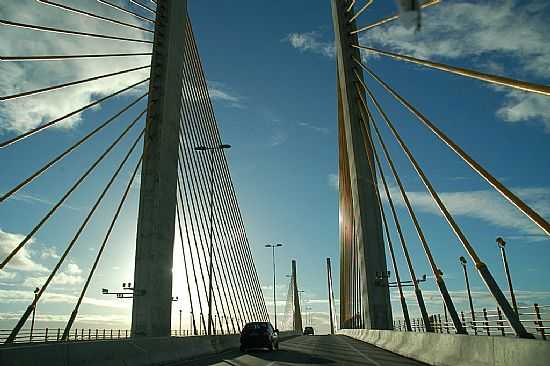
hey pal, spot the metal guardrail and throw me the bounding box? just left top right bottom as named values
left=0, top=328, right=201, bottom=344
left=393, top=303, right=549, bottom=340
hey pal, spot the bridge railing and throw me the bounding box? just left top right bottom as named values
left=0, top=328, right=209, bottom=344
left=393, top=303, right=549, bottom=340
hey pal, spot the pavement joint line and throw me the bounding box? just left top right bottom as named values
left=338, top=336, right=382, bottom=366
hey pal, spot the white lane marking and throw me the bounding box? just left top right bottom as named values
left=222, top=356, right=278, bottom=366
left=338, top=336, right=382, bottom=366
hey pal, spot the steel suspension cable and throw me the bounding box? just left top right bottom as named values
left=0, top=65, right=150, bottom=101
left=177, top=88, right=248, bottom=332
left=348, top=0, right=373, bottom=24
left=0, top=93, right=148, bottom=203
left=96, top=0, right=154, bottom=24
left=36, top=0, right=154, bottom=33
left=177, top=114, right=237, bottom=334
left=175, top=198, right=198, bottom=336
left=179, top=58, right=259, bottom=327
left=130, top=0, right=156, bottom=14
left=354, top=59, right=550, bottom=235
left=178, top=47, right=242, bottom=329
left=5, top=128, right=145, bottom=343
left=0, top=78, right=149, bottom=148
left=354, top=73, right=465, bottom=333
left=355, top=73, right=532, bottom=338
left=346, top=0, right=356, bottom=12
left=177, top=136, right=239, bottom=333
left=353, top=46, right=550, bottom=97
left=178, top=47, right=249, bottom=328
left=176, top=177, right=207, bottom=333
left=0, top=53, right=152, bottom=61
left=185, top=18, right=269, bottom=322
left=0, top=20, right=154, bottom=43
left=62, top=156, right=143, bottom=340
left=351, top=0, right=440, bottom=34
left=177, top=88, right=247, bottom=331
left=362, top=97, right=437, bottom=332
left=177, top=149, right=227, bottom=335
left=356, top=97, right=412, bottom=332
left=185, top=22, right=268, bottom=322
left=0, top=109, right=146, bottom=271
left=196, top=107, right=268, bottom=323
left=198, top=92, right=271, bottom=322
left=177, top=143, right=226, bottom=334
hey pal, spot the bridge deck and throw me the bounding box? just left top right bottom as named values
left=179, top=335, right=427, bottom=365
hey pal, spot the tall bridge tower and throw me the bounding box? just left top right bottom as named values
left=331, top=0, right=392, bottom=329
left=131, top=0, right=188, bottom=337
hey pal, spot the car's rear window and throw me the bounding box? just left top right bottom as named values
left=244, top=323, right=268, bottom=331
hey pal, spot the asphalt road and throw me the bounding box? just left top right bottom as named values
left=175, top=335, right=428, bottom=366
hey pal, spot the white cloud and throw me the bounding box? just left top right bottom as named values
left=328, top=174, right=339, bottom=191
left=298, top=122, right=329, bottom=135
left=0, top=312, right=129, bottom=324
left=21, top=261, right=85, bottom=288
left=12, top=193, right=81, bottom=211
left=285, top=32, right=335, bottom=58
left=41, top=247, right=59, bottom=260
left=381, top=186, right=550, bottom=240
left=0, top=228, right=48, bottom=272
left=0, top=270, right=16, bottom=280
left=207, top=80, right=243, bottom=108
left=287, top=1, right=550, bottom=132
left=365, top=1, right=549, bottom=73
left=362, top=0, right=550, bottom=131
left=496, top=91, right=550, bottom=132
left=0, top=0, right=152, bottom=134
left=270, top=129, right=288, bottom=147
left=22, top=272, right=84, bottom=288
left=66, top=262, right=82, bottom=275
left=0, top=289, right=127, bottom=309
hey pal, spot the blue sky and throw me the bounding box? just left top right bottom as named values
left=0, top=0, right=549, bottom=336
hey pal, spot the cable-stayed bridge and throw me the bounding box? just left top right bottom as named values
left=0, top=1, right=549, bottom=365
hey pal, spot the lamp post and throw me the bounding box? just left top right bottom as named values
left=298, top=290, right=305, bottom=323
left=460, top=256, right=476, bottom=335
left=496, top=237, right=518, bottom=315
left=30, top=287, right=39, bottom=342
left=194, top=144, right=231, bottom=336
left=265, top=243, right=283, bottom=330
left=305, top=306, right=313, bottom=325
left=178, top=309, right=182, bottom=336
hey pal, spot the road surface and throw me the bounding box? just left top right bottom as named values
left=175, top=335, right=428, bottom=365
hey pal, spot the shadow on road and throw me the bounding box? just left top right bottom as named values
left=242, top=348, right=335, bottom=364
left=177, top=346, right=335, bottom=365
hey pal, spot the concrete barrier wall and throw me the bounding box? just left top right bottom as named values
left=339, top=329, right=550, bottom=366
left=0, top=331, right=298, bottom=366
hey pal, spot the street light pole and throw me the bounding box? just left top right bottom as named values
left=194, top=144, right=231, bottom=336
left=265, top=243, right=283, bottom=330
left=460, top=256, right=476, bottom=335
left=179, top=309, right=182, bottom=336
left=497, top=237, right=518, bottom=315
